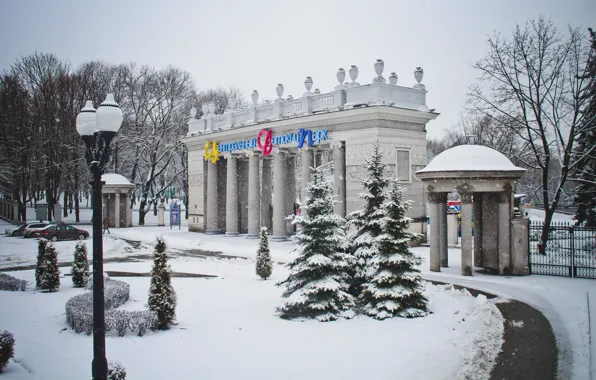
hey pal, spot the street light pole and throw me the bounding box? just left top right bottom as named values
left=91, top=158, right=107, bottom=380
left=76, top=95, right=123, bottom=380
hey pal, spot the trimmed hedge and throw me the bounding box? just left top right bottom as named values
left=65, top=278, right=155, bottom=337
left=0, top=274, right=27, bottom=291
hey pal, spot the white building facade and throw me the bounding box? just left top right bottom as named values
left=183, top=60, right=439, bottom=239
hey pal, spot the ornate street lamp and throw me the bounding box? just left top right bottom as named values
left=76, top=94, right=123, bottom=380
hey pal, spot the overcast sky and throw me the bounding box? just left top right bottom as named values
left=1, top=0, right=594, bottom=138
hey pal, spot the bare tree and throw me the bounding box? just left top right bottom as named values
left=469, top=17, right=592, bottom=253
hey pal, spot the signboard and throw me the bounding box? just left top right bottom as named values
left=170, top=201, right=181, bottom=230
left=204, top=128, right=329, bottom=161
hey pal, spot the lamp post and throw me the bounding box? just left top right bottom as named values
left=76, top=94, right=123, bottom=380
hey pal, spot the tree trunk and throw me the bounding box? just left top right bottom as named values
left=63, top=191, right=68, bottom=218
left=138, top=199, right=147, bottom=225
left=75, top=191, right=80, bottom=223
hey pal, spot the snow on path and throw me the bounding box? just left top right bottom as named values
left=413, top=247, right=594, bottom=380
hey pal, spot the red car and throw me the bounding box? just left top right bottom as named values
left=39, top=225, right=89, bottom=242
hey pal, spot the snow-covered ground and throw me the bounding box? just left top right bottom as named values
left=0, top=219, right=593, bottom=379
left=0, top=226, right=503, bottom=380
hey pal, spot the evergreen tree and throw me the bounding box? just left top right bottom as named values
left=362, top=181, right=429, bottom=319
left=148, top=236, right=177, bottom=330
left=346, top=143, right=388, bottom=297
left=256, top=227, right=273, bottom=280
left=574, top=28, right=596, bottom=227
left=40, top=242, right=60, bottom=292
left=35, top=239, right=48, bottom=289
left=277, top=164, right=355, bottom=322
left=71, top=241, right=90, bottom=288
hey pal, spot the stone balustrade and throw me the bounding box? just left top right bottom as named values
left=187, top=59, right=428, bottom=136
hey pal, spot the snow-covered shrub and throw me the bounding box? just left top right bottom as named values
left=0, top=273, right=27, bottom=291
left=148, top=236, right=177, bottom=330
left=256, top=227, right=273, bottom=280
left=71, top=241, right=89, bottom=288
left=65, top=278, right=155, bottom=337
left=277, top=164, right=355, bottom=322
left=108, top=361, right=127, bottom=380
left=39, top=241, right=60, bottom=292
left=0, top=330, right=15, bottom=373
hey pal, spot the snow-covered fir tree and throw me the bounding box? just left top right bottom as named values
left=256, top=227, right=273, bottom=280
left=148, top=236, right=177, bottom=330
left=35, top=239, right=48, bottom=289
left=277, top=164, right=355, bottom=322
left=362, top=181, right=429, bottom=319
left=346, top=143, right=389, bottom=297
left=39, top=242, right=60, bottom=292
left=71, top=241, right=89, bottom=288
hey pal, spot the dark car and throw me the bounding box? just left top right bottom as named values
left=13, top=222, right=52, bottom=237
left=39, top=224, right=89, bottom=242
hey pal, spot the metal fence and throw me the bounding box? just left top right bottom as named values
left=529, top=221, right=596, bottom=279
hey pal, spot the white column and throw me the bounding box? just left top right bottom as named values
left=332, top=141, right=346, bottom=218
left=272, top=148, right=287, bottom=240
left=301, top=147, right=314, bottom=204
left=428, top=192, right=441, bottom=272
left=225, top=154, right=239, bottom=236
left=461, top=192, right=474, bottom=276
left=473, top=194, right=483, bottom=267
left=284, top=154, right=296, bottom=234
left=498, top=191, right=511, bottom=275
left=206, top=159, right=219, bottom=234
left=260, top=157, right=272, bottom=231
left=247, top=151, right=260, bottom=238
left=439, top=193, right=448, bottom=267
left=114, top=192, right=121, bottom=228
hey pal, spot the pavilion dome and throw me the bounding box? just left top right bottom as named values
left=417, top=144, right=525, bottom=173
left=101, top=173, right=133, bottom=186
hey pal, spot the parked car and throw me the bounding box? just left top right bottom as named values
left=13, top=222, right=52, bottom=237
left=27, top=225, right=54, bottom=239
left=39, top=224, right=89, bottom=242
left=5, top=223, right=26, bottom=236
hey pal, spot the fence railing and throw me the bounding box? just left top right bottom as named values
left=528, top=220, right=596, bottom=279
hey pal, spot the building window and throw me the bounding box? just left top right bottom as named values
left=395, top=148, right=411, bottom=183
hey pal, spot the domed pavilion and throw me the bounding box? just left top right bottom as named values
left=416, top=145, right=528, bottom=276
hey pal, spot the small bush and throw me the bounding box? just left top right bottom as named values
left=0, top=274, right=27, bottom=291
left=0, top=330, right=15, bottom=373
left=108, top=361, right=127, bottom=380
left=72, top=241, right=90, bottom=288
left=40, top=242, right=60, bottom=292
left=256, top=227, right=273, bottom=280
left=148, top=237, right=177, bottom=330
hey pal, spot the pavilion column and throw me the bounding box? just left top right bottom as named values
left=272, top=148, right=287, bottom=240
left=438, top=192, right=448, bottom=268
left=284, top=154, right=296, bottom=234
left=332, top=141, right=346, bottom=218
left=260, top=157, right=272, bottom=232
left=428, top=192, right=442, bottom=272
left=474, top=194, right=483, bottom=267
left=301, top=147, right=314, bottom=204
left=114, top=192, right=121, bottom=228
left=247, top=151, right=260, bottom=238
left=460, top=192, right=474, bottom=276
left=225, top=154, right=239, bottom=236
left=498, top=190, right=512, bottom=275
left=205, top=159, right=219, bottom=234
